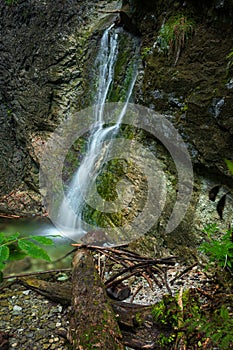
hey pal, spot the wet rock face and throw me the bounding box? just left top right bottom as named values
left=138, top=26, right=233, bottom=177
left=0, top=93, right=26, bottom=195
left=128, top=0, right=233, bottom=31
left=1, top=0, right=85, bottom=132
left=0, top=0, right=100, bottom=211
left=123, top=0, right=233, bottom=259
left=132, top=2, right=233, bottom=182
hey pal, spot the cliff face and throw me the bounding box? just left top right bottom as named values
left=0, top=0, right=117, bottom=214
left=126, top=0, right=233, bottom=178
left=125, top=0, right=233, bottom=258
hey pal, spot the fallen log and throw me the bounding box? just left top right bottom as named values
left=18, top=246, right=177, bottom=348
left=67, top=248, right=124, bottom=349
left=19, top=276, right=72, bottom=306
left=19, top=276, right=172, bottom=349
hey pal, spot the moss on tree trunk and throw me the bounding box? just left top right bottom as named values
left=67, top=248, right=124, bottom=349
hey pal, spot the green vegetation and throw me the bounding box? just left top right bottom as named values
left=151, top=288, right=233, bottom=349
left=189, top=305, right=233, bottom=350
left=63, top=136, right=88, bottom=185
left=5, top=0, right=17, bottom=5
left=226, top=48, right=233, bottom=76
left=181, top=104, right=188, bottom=112
left=199, top=224, right=233, bottom=272
left=96, top=159, right=127, bottom=201
left=0, top=232, right=55, bottom=281
left=141, top=46, right=151, bottom=60
left=225, top=158, right=233, bottom=175
left=152, top=294, right=180, bottom=328
left=156, top=15, right=194, bottom=65
left=106, top=32, right=139, bottom=103
left=200, top=160, right=233, bottom=271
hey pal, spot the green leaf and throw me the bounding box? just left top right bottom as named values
left=0, top=270, right=3, bottom=282
left=8, top=250, right=27, bottom=261
left=18, top=239, right=51, bottom=261
left=220, top=307, right=229, bottom=319
left=7, top=242, right=27, bottom=261
left=29, top=236, right=54, bottom=246
left=225, top=159, right=233, bottom=175
left=0, top=233, right=7, bottom=244
left=0, top=262, right=5, bottom=271
left=203, top=223, right=219, bottom=236
left=0, top=245, right=10, bottom=262
left=3, top=232, right=21, bottom=243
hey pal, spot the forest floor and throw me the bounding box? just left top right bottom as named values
left=1, top=253, right=232, bottom=349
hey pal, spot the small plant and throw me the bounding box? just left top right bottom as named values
left=181, top=104, right=188, bottom=112
left=141, top=46, right=151, bottom=60
left=5, top=0, right=17, bottom=5
left=199, top=224, right=233, bottom=272
left=226, top=49, right=233, bottom=76
left=152, top=288, right=233, bottom=349
left=152, top=294, right=180, bottom=327
left=151, top=294, right=180, bottom=346
left=187, top=305, right=233, bottom=350
left=156, top=15, right=194, bottom=65
left=225, top=158, right=233, bottom=175
left=0, top=232, right=55, bottom=281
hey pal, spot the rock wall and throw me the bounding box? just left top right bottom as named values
left=125, top=0, right=233, bottom=259
left=121, top=0, right=233, bottom=177
left=0, top=0, right=119, bottom=214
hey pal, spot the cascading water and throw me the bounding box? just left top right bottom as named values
left=57, top=25, right=139, bottom=242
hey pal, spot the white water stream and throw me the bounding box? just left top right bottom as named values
left=57, top=26, right=139, bottom=241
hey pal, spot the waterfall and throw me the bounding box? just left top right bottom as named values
left=57, top=25, right=139, bottom=242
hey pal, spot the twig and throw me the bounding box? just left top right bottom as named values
left=71, top=243, right=128, bottom=250
left=150, top=273, right=163, bottom=289
left=105, top=261, right=164, bottom=286
left=97, top=253, right=102, bottom=275
left=106, top=270, right=142, bottom=288
left=175, top=287, right=186, bottom=350
left=52, top=248, right=76, bottom=263
left=170, top=263, right=198, bottom=284
left=72, top=244, right=177, bottom=265
left=3, top=268, right=72, bottom=280
left=141, top=271, right=153, bottom=289
left=196, top=287, right=214, bottom=300
left=130, top=285, right=143, bottom=303
left=0, top=213, right=21, bottom=218
left=163, top=268, right=172, bottom=295
left=96, top=248, right=129, bottom=268
left=98, top=9, right=122, bottom=14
